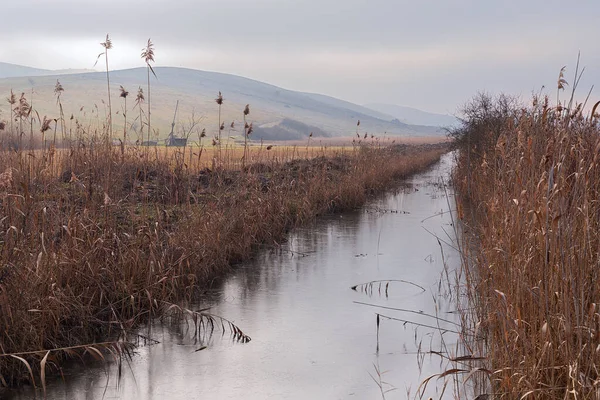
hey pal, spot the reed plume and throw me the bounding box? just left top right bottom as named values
left=141, top=39, right=156, bottom=157
left=215, top=91, right=224, bottom=160
left=119, top=85, right=129, bottom=157
left=96, top=34, right=113, bottom=142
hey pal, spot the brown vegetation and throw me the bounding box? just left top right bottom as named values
left=0, top=35, right=452, bottom=391
left=0, top=108, right=446, bottom=387
left=453, top=88, right=600, bottom=397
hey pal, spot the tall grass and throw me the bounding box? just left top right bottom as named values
left=141, top=38, right=156, bottom=158
left=53, top=80, right=65, bottom=146
left=243, top=103, right=250, bottom=166
left=134, top=86, right=145, bottom=143
left=216, top=91, right=224, bottom=160
left=453, top=87, right=600, bottom=397
left=119, top=85, right=129, bottom=158
left=97, top=34, right=113, bottom=142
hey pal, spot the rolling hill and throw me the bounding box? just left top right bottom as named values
left=364, top=103, right=459, bottom=128
left=0, top=64, right=445, bottom=141
left=0, top=62, right=95, bottom=79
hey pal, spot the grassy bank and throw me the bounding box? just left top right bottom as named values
left=453, top=92, right=600, bottom=397
left=0, top=126, right=447, bottom=387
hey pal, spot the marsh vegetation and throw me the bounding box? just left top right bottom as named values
left=0, top=36, right=448, bottom=391
left=452, top=67, right=600, bottom=397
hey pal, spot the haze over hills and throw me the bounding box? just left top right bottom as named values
left=0, top=63, right=446, bottom=141
left=0, top=62, right=95, bottom=79
left=364, top=103, right=459, bottom=128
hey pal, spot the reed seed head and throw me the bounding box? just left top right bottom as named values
left=136, top=87, right=145, bottom=103
left=40, top=116, right=52, bottom=133
left=16, top=93, right=31, bottom=118
left=141, top=39, right=155, bottom=64
left=7, top=90, right=16, bottom=106
left=101, top=34, right=113, bottom=50
left=119, top=86, right=129, bottom=99
left=215, top=92, right=223, bottom=106
left=557, top=66, right=568, bottom=90
left=54, top=80, right=64, bottom=96
left=243, top=104, right=250, bottom=116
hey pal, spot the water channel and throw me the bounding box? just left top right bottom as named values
left=7, top=152, right=464, bottom=399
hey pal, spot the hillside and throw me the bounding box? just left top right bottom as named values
left=364, top=102, right=459, bottom=128
left=0, top=65, right=444, bottom=141
left=0, top=62, right=94, bottom=79
left=0, top=62, right=50, bottom=78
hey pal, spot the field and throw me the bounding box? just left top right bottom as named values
left=452, top=91, right=600, bottom=398
left=0, top=87, right=448, bottom=389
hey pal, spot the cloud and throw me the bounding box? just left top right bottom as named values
left=1, top=0, right=599, bottom=113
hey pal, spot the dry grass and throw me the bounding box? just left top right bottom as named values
left=21, top=143, right=354, bottom=173
left=453, top=91, right=600, bottom=398
left=140, top=143, right=355, bottom=169
left=0, top=103, right=447, bottom=387
left=273, top=135, right=451, bottom=147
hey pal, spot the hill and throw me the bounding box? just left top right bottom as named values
left=0, top=65, right=444, bottom=141
left=364, top=103, right=459, bottom=128
left=0, top=62, right=95, bottom=79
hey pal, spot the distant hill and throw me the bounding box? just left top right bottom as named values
left=253, top=118, right=330, bottom=141
left=0, top=62, right=95, bottom=79
left=0, top=64, right=445, bottom=141
left=364, top=103, right=459, bottom=128
left=0, top=62, right=50, bottom=78
left=301, top=93, right=399, bottom=122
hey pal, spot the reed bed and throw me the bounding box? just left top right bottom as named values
left=453, top=90, right=600, bottom=398
left=0, top=111, right=446, bottom=387
left=137, top=143, right=357, bottom=170
left=19, top=143, right=356, bottom=174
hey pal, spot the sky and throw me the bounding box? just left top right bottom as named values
left=1, top=0, right=599, bottom=114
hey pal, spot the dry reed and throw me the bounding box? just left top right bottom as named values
left=453, top=88, right=600, bottom=398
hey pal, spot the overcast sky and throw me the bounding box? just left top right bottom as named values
left=1, top=0, right=599, bottom=114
